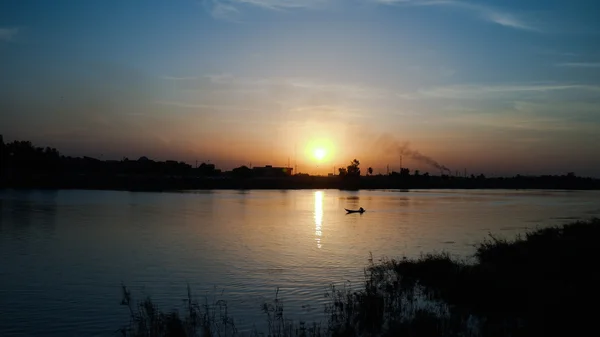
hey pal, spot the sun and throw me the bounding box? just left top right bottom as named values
left=305, top=138, right=335, bottom=164
left=314, top=148, right=326, bottom=161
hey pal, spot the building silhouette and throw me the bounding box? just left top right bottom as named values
left=252, top=165, right=293, bottom=177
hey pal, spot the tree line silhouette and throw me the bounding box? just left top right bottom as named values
left=1, top=137, right=599, bottom=190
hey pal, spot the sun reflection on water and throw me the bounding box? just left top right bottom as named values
left=314, top=191, right=323, bottom=249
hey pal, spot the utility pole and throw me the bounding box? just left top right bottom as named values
left=400, top=155, right=403, bottom=172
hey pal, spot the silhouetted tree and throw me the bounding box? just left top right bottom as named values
left=338, top=167, right=347, bottom=176
left=400, top=168, right=410, bottom=177
left=4, top=140, right=61, bottom=174
left=347, top=159, right=360, bottom=177
left=197, top=163, right=218, bottom=176
left=414, top=170, right=420, bottom=177
left=0, top=134, right=5, bottom=179
left=232, top=165, right=253, bottom=178
left=367, top=167, right=373, bottom=176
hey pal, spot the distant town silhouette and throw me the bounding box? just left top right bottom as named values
left=1, top=135, right=598, bottom=191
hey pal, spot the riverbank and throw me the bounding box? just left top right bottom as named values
left=3, top=174, right=600, bottom=191
left=119, top=218, right=600, bottom=337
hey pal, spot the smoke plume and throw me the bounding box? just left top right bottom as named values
left=375, top=134, right=451, bottom=173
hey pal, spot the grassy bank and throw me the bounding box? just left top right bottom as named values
left=119, top=218, right=600, bottom=337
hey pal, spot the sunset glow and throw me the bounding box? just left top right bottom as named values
left=1, top=0, right=599, bottom=176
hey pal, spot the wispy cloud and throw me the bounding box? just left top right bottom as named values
left=161, top=76, right=198, bottom=81
left=370, top=0, right=540, bottom=32
left=556, top=62, right=600, bottom=68
left=206, top=73, right=236, bottom=84
left=286, top=78, right=387, bottom=99
left=288, top=104, right=368, bottom=120
left=533, top=48, right=578, bottom=58
left=513, top=100, right=600, bottom=117
left=0, top=27, right=19, bottom=42
left=371, top=0, right=451, bottom=5
left=400, top=83, right=600, bottom=100
left=207, top=0, right=540, bottom=30
left=155, top=100, right=263, bottom=112
left=209, top=1, right=241, bottom=21
left=454, top=113, right=586, bottom=133
left=206, top=0, right=324, bottom=19
left=484, top=11, right=537, bottom=31
left=234, top=0, right=321, bottom=10
left=203, top=73, right=387, bottom=99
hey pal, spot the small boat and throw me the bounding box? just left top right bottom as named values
left=345, top=207, right=365, bottom=214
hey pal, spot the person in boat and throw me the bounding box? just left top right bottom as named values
left=359, top=207, right=365, bottom=212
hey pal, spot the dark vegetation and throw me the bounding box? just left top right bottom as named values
left=119, top=219, right=600, bottom=337
left=2, top=137, right=599, bottom=191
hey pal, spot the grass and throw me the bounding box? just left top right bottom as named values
left=119, top=218, right=600, bottom=337
left=118, top=285, right=237, bottom=337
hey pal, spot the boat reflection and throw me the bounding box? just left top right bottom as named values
left=314, top=191, right=323, bottom=249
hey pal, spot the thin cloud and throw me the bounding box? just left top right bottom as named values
left=372, top=0, right=451, bottom=5
left=484, top=11, right=537, bottom=31
left=235, top=0, right=317, bottom=10
left=0, top=27, right=19, bottom=42
left=286, top=78, right=387, bottom=99
left=203, top=74, right=387, bottom=99
left=155, top=100, right=263, bottom=112
left=556, top=62, right=600, bottom=68
left=208, top=0, right=539, bottom=30
left=533, top=48, right=578, bottom=57
left=370, top=0, right=540, bottom=32
left=205, top=73, right=235, bottom=84
left=404, top=83, right=600, bottom=100
left=289, top=104, right=369, bottom=120
left=161, top=76, right=198, bottom=81
left=206, top=0, right=324, bottom=19
left=207, top=1, right=241, bottom=21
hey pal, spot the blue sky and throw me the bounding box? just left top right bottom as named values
left=1, top=0, right=599, bottom=176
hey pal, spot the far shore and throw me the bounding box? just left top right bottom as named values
left=3, top=139, right=599, bottom=192
left=2, top=174, right=600, bottom=192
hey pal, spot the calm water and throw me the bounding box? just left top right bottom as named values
left=1, top=189, right=600, bottom=336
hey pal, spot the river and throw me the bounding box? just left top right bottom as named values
left=1, top=189, right=599, bottom=336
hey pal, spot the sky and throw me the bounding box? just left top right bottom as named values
left=1, top=0, right=600, bottom=177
